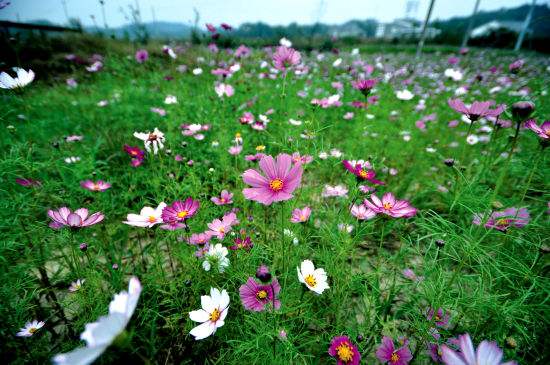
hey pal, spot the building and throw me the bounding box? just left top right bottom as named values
left=471, top=20, right=530, bottom=38
left=375, top=18, right=440, bottom=39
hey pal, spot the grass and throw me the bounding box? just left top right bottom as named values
left=0, top=42, right=549, bottom=364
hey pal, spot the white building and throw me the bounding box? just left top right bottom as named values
left=471, top=21, right=529, bottom=38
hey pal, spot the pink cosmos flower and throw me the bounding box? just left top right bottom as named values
left=290, top=207, right=311, bottom=223
left=426, top=307, right=451, bottom=328
left=239, top=111, right=255, bottom=125
left=16, top=178, right=41, bottom=187
left=48, top=207, right=104, bottom=229
left=376, top=336, right=413, bottom=365
left=235, top=45, right=251, bottom=58
left=352, top=78, right=377, bottom=96
left=328, top=336, right=361, bottom=365
left=228, top=145, right=242, bottom=155
left=187, top=232, right=213, bottom=246
left=80, top=180, right=111, bottom=192
left=211, top=190, right=233, bottom=206
left=239, top=277, right=281, bottom=311
left=402, top=268, right=424, bottom=282
left=160, top=198, right=199, bottom=230
left=123, top=145, right=145, bottom=167
left=351, top=204, right=376, bottom=220
left=205, top=23, right=216, bottom=32
left=525, top=119, right=550, bottom=139
left=215, top=83, right=234, bottom=98
left=273, top=46, right=301, bottom=71
left=447, top=99, right=505, bottom=122
left=441, top=333, right=517, bottom=365
left=135, top=49, right=148, bottom=63
left=207, top=212, right=239, bottom=239
left=472, top=207, right=529, bottom=231
left=242, top=154, right=303, bottom=205
left=291, top=152, right=313, bottom=164
left=364, top=193, right=417, bottom=218
left=322, top=185, right=348, bottom=198
left=342, top=160, right=384, bottom=185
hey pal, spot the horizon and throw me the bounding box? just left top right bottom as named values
left=0, top=0, right=541, bottom=29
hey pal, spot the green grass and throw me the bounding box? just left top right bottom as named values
left=0, top=44, right=549, bottom=364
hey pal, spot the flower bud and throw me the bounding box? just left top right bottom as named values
left=511, top=101, right=535, bottom=120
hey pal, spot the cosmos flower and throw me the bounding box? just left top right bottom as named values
left=86, top=61, right=103, bottom=72
left=53, top=277, right=142, bottom=365
left=472, top=207, right=529, bottom=231
left=215, top=83, right=234, bottom=98
left=66, top=78, right=78, bottom=88
left=342, top=160, right=384, bottom=185
left=322, top=185, right=349, bottom=198
left=351, top=204, right=376, bottom=220
left=525, top=119, right=550, bottom=139
left=133, top=128, right=165, bottom=154
left=229, top=235, right=253, bottom=251
left=207, top=212, right=239, bottom=239
left=239, top=277, right=281, bottom=312
left=448, top=99, right=505, bottom=122
left=202, top=243, right=230, bottom=273
left=162, top=45, right=177, bottom=59
left=291, top=152, right=313, bottom=164
left=0, top=68, right=35, bottom=89
left=376, top=336, right=413, bottom=365
left=396, top=89, right=414, bottom=100
left=441, top=333, right=517, bottom=365
left=402, top=268, right=424, bottom=282
left=189, top=287, right=229, bottom=340
left=273, top=46, right=301, bottom=71
left=328, top=336, right=361, bottom=365
left=363, top=193, right=417, bottom=218
left=123, top=202, right=167, bottom=228
left=161, top=198, right=200, bottom=230
left=187, top=232, right=213, bottom=246
left=297, top=259, right=329, bottom=294
left=425, top=307, right=451, bottom=328
left=16, top=320, right=45, bottom=337
left=352, top=78, right=377, bottom=96
left=135, top=49, right=149, bottom=63
left=444, top=68, right=463, bottom=81
left=16, top=177, right=41, bottom=187
left=211, top=190, right=234, bottom=205
left=290, top=207, right=311, bottom=223
left=80, top=180, right=111, bottom=192
left=48, top=207, right=104, bottom=229
left=164, top=95, right=177, bottom=104
left=68, top=279, right=85, bottom=293
left=511, top=101, right=535, bottom=121
left=242, top=153, right=303, bottom=205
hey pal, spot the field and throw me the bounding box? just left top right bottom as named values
left=1, top=42, right=549, bottom=364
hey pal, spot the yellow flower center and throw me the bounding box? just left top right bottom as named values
left=177, top=210, right=188, bottom=219
left=218, top=227, right=225, bottom=233
left=256, top=290, right=268, bottom=300
left=434, top=314, right=441, bottom=321
left=29, top=327, right=38, bottom=334
left=148, top=216, right=157, bottom=223
left=495, top=218, right=509, bottom=226
left=148, top=133, right=158, bottom=141
left=256, top=145, right=265, bottom=151
left=336, top=343, right=353, bottom=362
left=92, top=183, right=100, bottom=191
left=220, top=198, right=226, bottom=203
left=305, top=274, right=317, bottom=288
left=383, top=202, right=393, bottom=210
left=269, top=179, right=284, bottom=192
left=359, top=169, right=368, bottom=178
left=209, top=308, right=221, bottom=322
left=300, top=215, right=306, bottom=221
left=391, top=353, right=400, bottom=363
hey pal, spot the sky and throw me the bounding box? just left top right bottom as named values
left=0, top=0, right=541, bottom=28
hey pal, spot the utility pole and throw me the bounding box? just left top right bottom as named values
left=61, top=0, right=70, bottom=23
left=514, top=0, right=536, bottom=52
left=416, top=0, right=436, bottom=58
left=461, top=0, right=481, bottom=49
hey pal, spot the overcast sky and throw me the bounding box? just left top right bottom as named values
left=0, top=0, right=542, bottom=27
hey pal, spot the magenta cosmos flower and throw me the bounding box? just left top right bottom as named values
left=272, top=46, right=301, bottom=71
left=80, top=180, right=111, bottom=192
left=160, top=198, right=199, bottom=230
left=242, top=153, right=303, bottom=205
left=426, top=307, right=451, bottom=328
left=342, top=160, right=384, bottom=185
left=328, top=336, right=361, bottom=365
left=376, top=336, right=413, bottom=365
left=364, top=193, right=417, bottom=218
left=352, top=78, right=377, bottom=96
left=525, top=119, right=550, bottom=139
left=135, top=49, right=148, bottom=63
left=48, top=207, right=104, bottom=229
left=239, top=277, right=281, bottom=312
left=448, top=99, right=505, bottom=122
left=290, top=207, right=311, bottom=223
left=472, top=207, right=529, bottom=231
left=441, top=333, right=517, bottom=365
left=211, top=190, right=233, bottom=205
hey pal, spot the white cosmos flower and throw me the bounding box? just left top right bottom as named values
left=192, top=68, right=203, bottom=75
left=444, top=68, right=463, bottom=81
left=69, top=279, right=86, bottom=292
left=53, top=277, right=141, bottom=365
left=332, top=58, right=342, bottom=67
left=123, top=202, right=167, bottom=227
left=466, top=135, right=479, bottom=145
left=17, top=320, right=45, bottom=337
left=189, top=287, right=229, bottom=340
left=289, top=118, right=302, bottom=126
left=164, top=95, right=178, bottom=104
left=297, top=259, right=329, bottom=294
left=0, top=68, right=35, bottom=89
left=279, top=37, right=292, bottom=47
left=133, top=128, right=165, bottom=154
left=396, top=89, right=414, bottom=100
left=202, top=243, right=230, bottom=273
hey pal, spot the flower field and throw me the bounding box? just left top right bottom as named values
left=1, top=42, right=549, bottom=364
